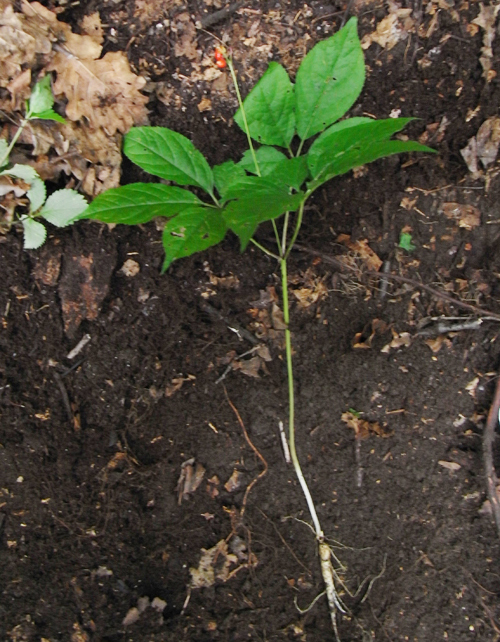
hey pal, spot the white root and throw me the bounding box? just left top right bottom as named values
left=319, top=540, right=346, bottom=640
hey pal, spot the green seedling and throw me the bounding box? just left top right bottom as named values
left=399, top=231, right=416, bottom=251
left=79, top=18, right=434, bottom=637
left=0, top=75, right=88, bottom=249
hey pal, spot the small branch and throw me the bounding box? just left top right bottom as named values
left=293, top=243, right=500, bottom=322
left=199, top=300, right=259, bottom=345
left=484, top=376, right=500, bottom=538
left=199, top=1, right=245, bottom=28
left=224, top=387, right=268, bottom=520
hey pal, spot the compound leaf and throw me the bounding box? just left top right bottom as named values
left=82, top=183, right=202, bottom=224
left=27, top=178, right=46, bottom=212
left=213, top=160, right=246, bottom=200
left=266, top=156, right=309, bottom=191
left=162, top=206, right=227, bottom=270
left=22, top=217, right=47, bottom=249
left=28, top=75, right=54, bottom=115
left=30, top=108, right=66, bottom=123
left=307, top=118, right=434, bottom=186
left=1, top=163, right=39, bottom=182
left=40, top=189, right=88, bottom=227
left=238, top=146, right=287, bottom=176
left=222, top=177, right=304, bottom=249
left=124, top=127, right=214, bottom=196
left=295, top=17, right=365, bottom=141
left=234, top=62, right=295, bottom=147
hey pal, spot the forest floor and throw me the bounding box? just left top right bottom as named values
left=2, top=0, right=500, bottom=641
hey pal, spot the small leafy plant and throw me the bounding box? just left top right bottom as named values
left=79, top=18, right=433, bottom=637
left=0, top=75, right=88, bottom=249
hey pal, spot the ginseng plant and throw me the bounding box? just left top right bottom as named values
left=77, top=18, right=433, bottom=637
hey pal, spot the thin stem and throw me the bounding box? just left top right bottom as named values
left=226, top=56, right=281, bottom=249
left=250, top=238, right=281, bottom=261
left=284, top=199, right=306, bottom=261
left=280, top=257, right=323, bottom=539
left=296, top=138, right=305, bottom=157
left=0, top=117, right=28, bottom=167
left=227, top=58, right=260, bottom=177
left=281, top=212, right=290, bottom=257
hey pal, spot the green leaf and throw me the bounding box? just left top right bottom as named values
left=238, top=146, right=287, bottom=176
left=213, top=161, right=246, bottom=200
left=222, top=177, right=304, bottom=249
left=162, top=206, right=227, bottom=270
left=82, top=183, right=202, bottom=224
left=39, top=189, right=88, bottom=227
left=1, top=163, right=39, bottom=182
left=27, top=178, right=46, bottom=212
left=307, top=118, right=435, bottom=186
left=124, top=127, right=214, bottom=196
left=295, top=17, right=365, bottom=141
left=22, top=217, right=47, bottom=249
left=266, top=156, right=309, bottom=191
left=0, top=138, right=9, bottom=168
left=399, top=232, right=415, bottom=251
left=28, top=75, right=54, bottom=115
left=30, top=109, right=66, bottom=124
left=234, top=62, right=295, bottom=147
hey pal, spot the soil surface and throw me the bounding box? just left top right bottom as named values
left=2, top=1, right=500, bottom=641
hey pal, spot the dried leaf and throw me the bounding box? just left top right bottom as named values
left=341, top=411, right=392, bottom=439
left=224, top=469, right=242, bottom=492
left=48, top=51, right=148, bottom=135
left=176, top=458, right=205, bottom=504
left=441, top=202, right=481, bottom=230
left=472, top=3, right=500, bottom=81
left=190, top=540, right=238, bottom=589
left=120, top=259, right=140, bottom=277
left=337, top=234, right=383, bottom=272
left=381, top=328, right=411, bottom=353
left=465, top=376, right=479, bottom=397
left=438, top=460, right=461, bottom=471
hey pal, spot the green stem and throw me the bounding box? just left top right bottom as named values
left=284, top=199, right=305, bottom=261
left=281, top=212, right=290, bottom=257
left=280, top=257, right=323, bottom=539
left=227, top=58, right=260, bottom=178
left=0, top=117, right=28, bottom=168
left=250, top=238, right=281, bottom=261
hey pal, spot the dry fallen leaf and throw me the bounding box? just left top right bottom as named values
left=224, top=469, right=242, bottom=492
left=472, top=3, right=500, bottom=81
left=438, top=460, right=461, bottom=471
left=361, top=2, right=414, bottom=50
left=461, top=117, right=500, bottom=174
left=120, top=259, right=140, bottom=277
left=441, top=202, right=481, bottom=230
left=341, top=411, right=392, bottom=439
left=337, top=234, right=383, bottom=272
left=190, top=540, right=238, bottom=589
left=381, top=328, right=411, bottom=353
left=48, top=50, right=148, bottom=136
left=465, top=377, right=479, bottom=397
left=176, top=458, right=205, bottom=505
left=165, top=374, right=195, bottom=397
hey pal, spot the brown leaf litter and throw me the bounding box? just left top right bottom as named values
left=341, top=411, right=392, bottom=439
left=0, top=1, right=149, bottom=195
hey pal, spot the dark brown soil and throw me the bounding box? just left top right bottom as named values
left=2, top=1, right=500, bottom=641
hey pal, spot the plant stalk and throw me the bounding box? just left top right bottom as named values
left=280, top=256, right=323, bottom=539
left=0, top=117, right=28, bottom=168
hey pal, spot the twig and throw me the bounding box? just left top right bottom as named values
left=484, top=375, right=500, bottom=538
left=223, top=387, right=268, bottom=520
left=199, top=1, right=245, bottom=28
left=293, top=243, right=500, bottom=322
left=53, top=371, right=74, bottom=424
left=200, top=300, right=260, bottom=345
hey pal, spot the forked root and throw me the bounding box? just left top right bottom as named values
left=319, top=539, right=347, bottom=640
